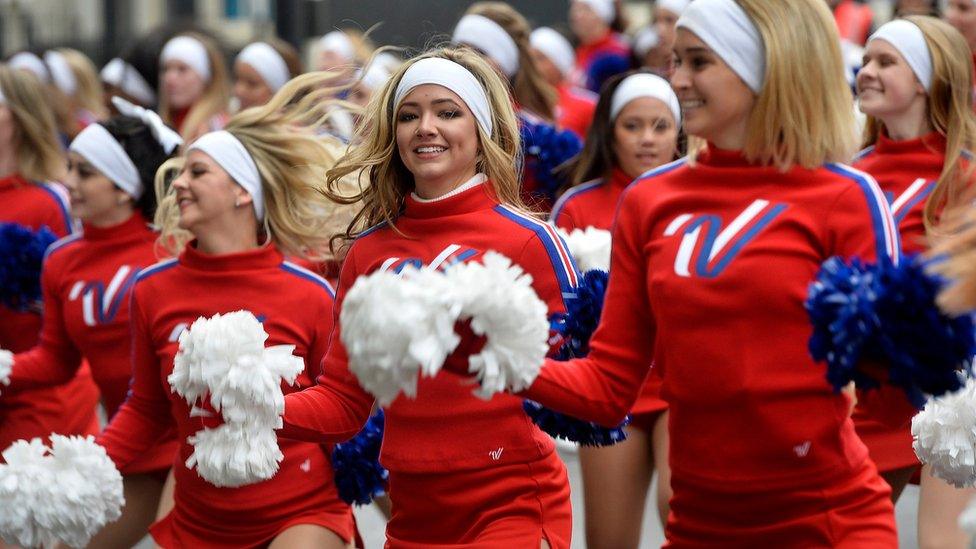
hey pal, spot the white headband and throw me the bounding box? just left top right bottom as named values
left=236, top=42, right=290, bottom=92
left=43, top=51, right=77, bottom=95
left=356, top=61, right=392, bottom=92
left=610, top=73, right=681, bottom=124
left=869, top=20, right=933, bottom=93
left=633, top=27, right=661, bottom=58
left=394, top=57, right=493, bottom=137
left=657, top=0, right=691, bottom=15
left=677, top=0, right=765, bottom=93
left=453, top=14, right=520, bottom=78
left=530, top=27, right=576, bottom=78
left=70, top=124, right=143, bottom=198
left=188, top=131, right=264, bottom=222
left=9, top=52, right=50, bottom=83
left=576, top=0, right=616, bottom=24
left=161, top=36, right=212, bottom=82
left=112, top=96, right=183, bottom=154
left=101, top=58, right=157, bottom=105
left=319, top=31, right=355, bottom=62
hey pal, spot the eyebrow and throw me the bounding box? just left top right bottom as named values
left=399, top=98, right=462, bottom=108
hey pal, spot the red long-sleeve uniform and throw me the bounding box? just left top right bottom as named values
left=96, top=243, right=354, bottom=548
left=525, top=147, right=901, bottom=545
left=0, top=174, right=99, bottom=451
left=852, top=131, right=948, bottom=474
left=281, top=180, right=575, bottom=547
left=551, top=166, right=667, bottom=422
left=556, top=84, right=597, bottom=139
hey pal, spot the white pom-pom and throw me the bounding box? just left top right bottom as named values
left=185, top=422, right=282, bottom=488
left=445, top=252, right=550, bottom=398
left=169, top=310, right=307, bottom=487
left=558, top=227, right=611, bottom=272
left=341, top=268, right=460, bottom=406
left=0, top=349, right=12, bottom=389
left=913, top=377, right=976, bottom=487
left=0, top=436, right=123, bottom=548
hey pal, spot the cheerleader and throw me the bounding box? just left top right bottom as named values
left=233, top=40, right=301, bottom=110
left=530, top=27, right=598, bottom=139
left=855, top=16, right=976, bottom=547
left=102, top=56, right=158, bottom=110
left=348, top=57, right=396, bottom=108
left=279, top=47, right=575, bottom=548
left=946, top=1, right=976, bottom=83
left=0, top=65, right=101, bottom=453
left=550, top=70, right=680, bottom=547
left=510, top=0, right=902, bottom=544
left=453, top=3, right=582, bottom=209
left=45, top=49, right=109, bottom=131
left=158, top=32, right=230, bottom=141
left=94, top=76, right=355, bottom=548
left=632, top=27, right=672, bottom=78
left=569, top=0, right=631, bottom=92
left=1, top=106, right=180, bottom=548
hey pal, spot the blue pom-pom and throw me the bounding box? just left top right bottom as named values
left=528, top=269, right=629, bottom=446
left=586, top=53, right=632, bottom=92
left=331, top=410, right=388, bottom=506
left=0, top=223, right=57, bottom=311
left=523, top=399, right=629, bottom=446
left=520, top=116, right=582, bottom=203
left=806, top=254, right=975, bottom=407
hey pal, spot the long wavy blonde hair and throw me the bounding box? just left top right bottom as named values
left=0, top=65, right=64, bottom=182
left=862, top=16, right=976, bottom=235
left=324, top=46, right=524, bottom=245
left=688, top=0, right=858, bottom=170
left=154, top=71, right=362, bottom=261
left=58, top=48, right=109, bottom=121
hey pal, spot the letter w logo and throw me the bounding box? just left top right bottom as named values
left=664, top=199, right=788, bottom=278
left=68, top=266, right=138, bottom=326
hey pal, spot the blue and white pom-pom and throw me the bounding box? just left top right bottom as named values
left=341, top=267, right=461, bottom=406
left=0, top=223, right=57, bottom=312
left=912, top=375, right=976, bottom=488
left=557, top=227, right=611, bottom=273
left=520, top=117, right=582, bottom=203
left=169, top=310, right=306, bottom=487
left=0, top=435, right=123, bottom=548
left=332, top=410, right=388, bottom=506
left=806, top=254, right=975, bottom=406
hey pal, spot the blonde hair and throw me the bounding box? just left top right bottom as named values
left=159, top=32, right=231, bottom=141
left=862, top=16, right=976, bottom=235
left=154, top=71, right=361, bottom=260
left=0, top=65, right=65, bottom=182
left=325, top=47, right=524, bottom=245
left=692, top=0, right=857, bottom=170
left=57, top=48, right=109, bottom=121
left=465, top=2, right=559, bottom=121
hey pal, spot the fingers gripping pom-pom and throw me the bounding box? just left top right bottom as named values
left=445, top=252, right=550, bottom=398
left=0, top=349, right=11, bottom=389
left=332, top=410, right=388, bottom=505
left=169, top=310, right=306, bottom=487
left=912, top=376, right=976, bottom=488
left=0, top=223, right=57, bottom=312
left=557, top=227, right=611, bottom=273
left=0, top=436, right=123, bottom=548
left=341, top=268, right=461, bottom=406
left=806, top=255, right=974, bottom=406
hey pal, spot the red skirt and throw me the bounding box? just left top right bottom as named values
left=665, top=459, right=897, bottom=548
left=852, top=411, right=918, bottom=473
left=0, top=366, right=99, bottom=453
left=384, top=451, right=572, bottom=548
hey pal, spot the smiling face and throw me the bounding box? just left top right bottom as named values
left=395, top=83, right=480, bottom=199
left=64, top=151, right=132, bottom=225
left=857, top=39, right=927, bottom=123
left=612, top=96, right=679, bottom=179
left=170, top=149, right=253, bottom=234
left=233, top=60, right=274, bottom=110
left=671, top=28, right=755, bottom=149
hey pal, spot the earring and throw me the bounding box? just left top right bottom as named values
left=234, top=197, right=241, bottom=208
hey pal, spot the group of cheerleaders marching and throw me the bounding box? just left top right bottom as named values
left=3, top=0, right=976, bottom=547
